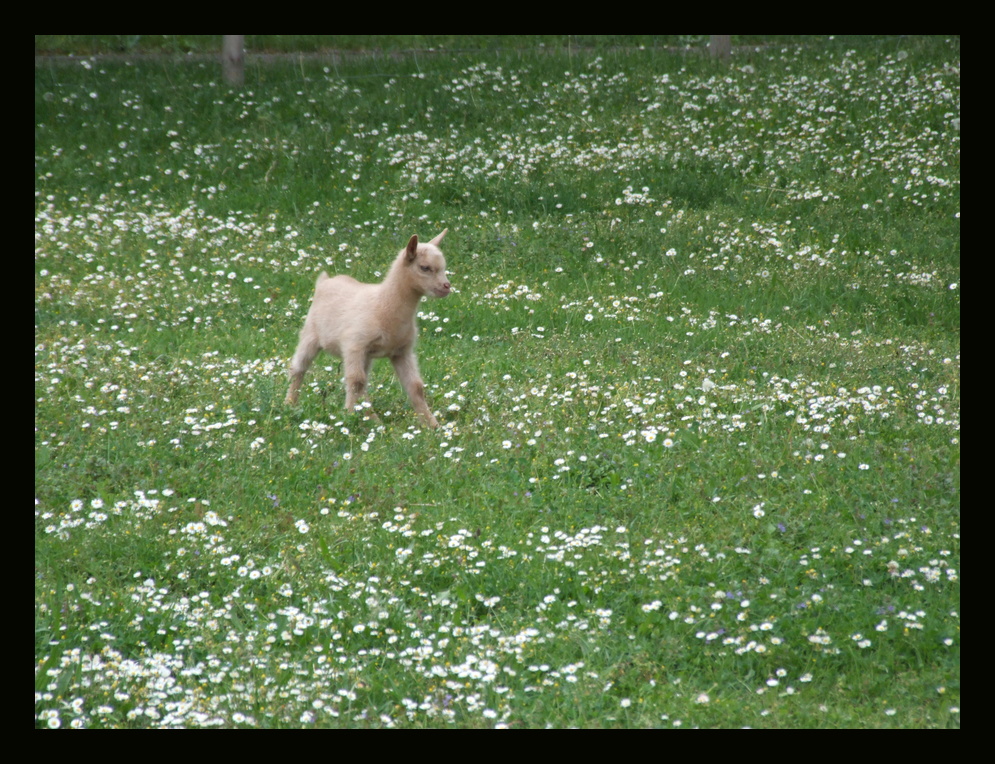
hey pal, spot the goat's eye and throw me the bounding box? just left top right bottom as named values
left=420, top=265, right=431, bottom=273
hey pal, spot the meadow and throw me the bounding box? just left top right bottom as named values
left=35, top=35, right=960, bottom=728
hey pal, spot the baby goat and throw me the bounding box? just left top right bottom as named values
left=285, top=230, right=451, bottom=428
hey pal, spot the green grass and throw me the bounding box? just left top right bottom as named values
left=35, top=35, right=959, bottom=728
left=35, top=34, right=915, bottom=55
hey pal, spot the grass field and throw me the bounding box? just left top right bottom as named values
left=35, top=35, right=959, bottom=728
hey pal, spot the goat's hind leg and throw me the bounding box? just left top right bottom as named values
left=285, top=332, right=320, bottom=405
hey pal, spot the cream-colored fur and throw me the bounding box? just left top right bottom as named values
left=285, top=229, right=451, bottom=428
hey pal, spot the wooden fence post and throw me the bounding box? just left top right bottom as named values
left=222, top=35, right=245, bottom=86
left=709, top=35, right=731, bottom=61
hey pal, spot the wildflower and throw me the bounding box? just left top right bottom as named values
left=808, top=627, right=832, bottom=645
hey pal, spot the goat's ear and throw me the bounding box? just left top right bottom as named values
left=405, top=234, right=419, bottom=261
left=429, top=229, right=447, bottom=247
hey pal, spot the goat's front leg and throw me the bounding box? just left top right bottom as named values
left=391, top=352, right=438, bottom=428
left=342, top=349, right=377, bottom=419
